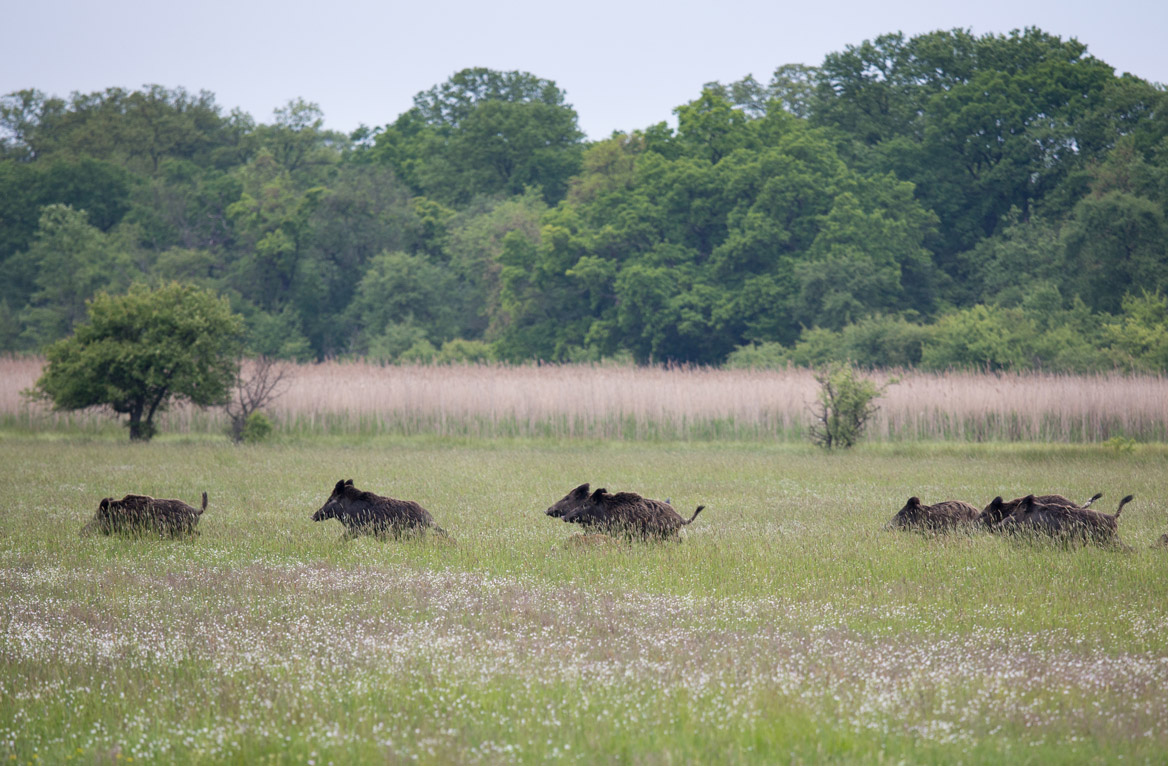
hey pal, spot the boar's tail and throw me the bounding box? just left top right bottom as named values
left=1082, top=492, right=1102, bottom=509
left=1114, top=494, right=1134, bottom=520
left=200, top=492, right=208, bottom=512
left=684, top=506, right=705, bottom=525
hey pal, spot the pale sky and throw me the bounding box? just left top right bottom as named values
left=5, top=0, right=1166, bottom=140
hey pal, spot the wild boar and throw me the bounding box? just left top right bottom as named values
left=885, top=496, right=980, bottom=532
left=546, top=483, right=593, bottom=520
left=312, top=479, right=451, bottom=541
left=998, top=493, right=1133, bottom=546
left=554, top=486, right=703, bottom=540
left=82, top=491, right=207, bottom=538
left=977, top=492, right=1102, bottom=529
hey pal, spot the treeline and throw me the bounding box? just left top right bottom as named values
left=2, top=28, right=1167, bottom=371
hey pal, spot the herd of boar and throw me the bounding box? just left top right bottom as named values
left=81, top=479, right=1161, bottom=550
left=886, top=491, right=1140, bottom=547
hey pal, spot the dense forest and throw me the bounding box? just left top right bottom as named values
left=2, top=28, right=1167, bottom=371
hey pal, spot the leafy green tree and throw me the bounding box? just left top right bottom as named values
left=1061, top=191, right=1168, bottom=312
left=13, top=86, right=238, bottom=173
left=445, top=190, right=547, bottom=338
left=346, top=251, right=461, bottom=355
left=920, top=305, right=1039, bottom=370
left=674, top=89, right=755, bottom=163
left=7, top=205, right=137, bottom=349
left=0, top=157, right=134, bottom=265
left=1103, top=291, right=1168, bottom=371
left=371, top=69, right=583, bottom=205
left=412, top=67, right=569, bottom=128
left=444, top=99, right=584, bottom=204
left=32, top=282, right=243, bottom=440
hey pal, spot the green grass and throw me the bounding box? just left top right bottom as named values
left=2, top=437, right=1167, bottom=764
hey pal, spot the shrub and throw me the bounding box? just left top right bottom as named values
left=808, top=364, right=888, bottom=449
left=241, top=411, right=274, bottom=443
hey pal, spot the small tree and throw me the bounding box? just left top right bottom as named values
left=808, top=363, right=888, bottom=449
left=225, top=356, right=291, bottom=443
left=32, top=283, right=243, bottom=441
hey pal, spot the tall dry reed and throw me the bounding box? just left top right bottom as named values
left=2, top=357, right=1165, bottom=442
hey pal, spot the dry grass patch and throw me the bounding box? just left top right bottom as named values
left=4, top=357, right=1168, bottom=441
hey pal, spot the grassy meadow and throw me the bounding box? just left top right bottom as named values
left=2, top=435, right=1167, bottom=764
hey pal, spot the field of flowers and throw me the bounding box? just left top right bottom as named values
left=2, top=438, right=1167, bottom=764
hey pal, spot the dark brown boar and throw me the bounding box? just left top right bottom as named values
left=977, top=492, right=1102, bottom=529
left=546, top=483, right=593, bottom=519
left=312, top=479, right=451, bottom=541
left=998, top=493, right=1133, bottom=546
left=556, top=487, right=704, bottom=540
left=885, top=497, right=980, bottom=532
left=82, top=491, right=207, bottom=538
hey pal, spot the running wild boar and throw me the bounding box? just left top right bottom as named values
left=886, top=497, right=980, bottom=532
left=547, top=484, right=703, bottom=539
left=977, top=492, right=1102, bottom=529
left=313, top=479, right=451, bottom=541
left=82, top=491, right=207, bottom=538
left=998, top=493, right=1133, bottom=546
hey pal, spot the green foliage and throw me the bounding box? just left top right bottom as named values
left=723, top=341, right=790, bottom=370
left=1102, top=435, right=1137, bottom=454
left=1062, top=191, right=1168, bottom=313
left=32, top=282, right=243, bottom=440
left=435, top=338, right=495, bottom=364
left=1103, top=291, right=1168, bottom=371
left=3, top=204, right=137, bottom=350
left=808, top=364, right=887, bottom=449
left=240, top=411, right=274, bottom=443
left=2, top=34, right=1167, bottom=370
left=372, top=68, right=584, bottom=206
left=347, top=251, right=461, bottom=354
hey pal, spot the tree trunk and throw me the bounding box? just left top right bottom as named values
left=128, top=409, right=156, bottom=441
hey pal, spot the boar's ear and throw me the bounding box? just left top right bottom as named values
left=907, top=496, right=921, bottom=507
left=345, top=479, right=354, bottom=486
left=99, top=498, right=110, bottom=511
left=1021, top=494, right=1036, bottom=511
left=334, top=480, right=347, bottom=493
left=990, top=496, right=1003, bottom=509
left=572, top=483, right=590, bottom=496
left=590, top=488, right=608, bottom=501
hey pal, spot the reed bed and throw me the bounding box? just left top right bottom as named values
left=3, top=356, right=1167, bottom=442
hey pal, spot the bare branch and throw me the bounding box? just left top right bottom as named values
left=225, top=356, right=293, bottom=442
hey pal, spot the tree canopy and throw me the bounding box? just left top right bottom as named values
left=3, top=39, right=1167, bottom=372
left=33, top=282, right=244, bottom=440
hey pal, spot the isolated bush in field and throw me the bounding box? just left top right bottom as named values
left=1103, top=435, right=1137, bottom=454
left=30, top=282, right=243, bottom=441
left=241, top=411, right=274, bottom=443
left=808, top=363, right=887, bottom=449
